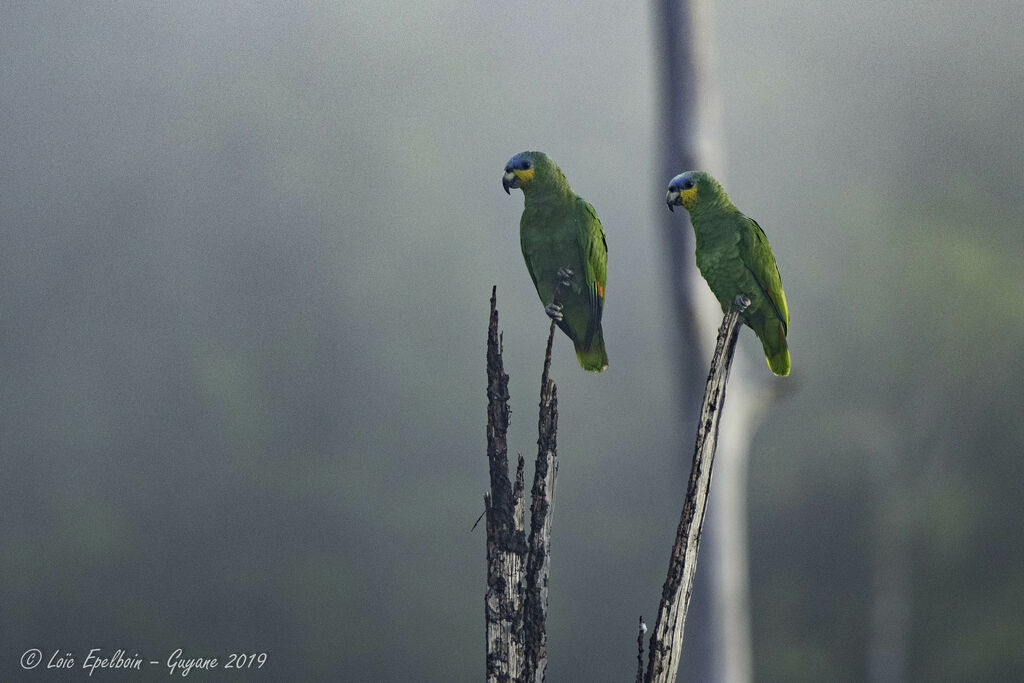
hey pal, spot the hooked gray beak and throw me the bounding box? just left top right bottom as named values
left=502, top=169, right=519, bottom=195
left=666, top=189, right=680, bottom=212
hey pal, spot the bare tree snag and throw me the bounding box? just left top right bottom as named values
left=644, top=295, right=750, bottom=683
left=485, top=287, right=527, bottom=682
left=485, top=286, right=559, bottom=683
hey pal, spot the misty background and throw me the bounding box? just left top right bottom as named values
left=2, top=2, right=1022, bottom=680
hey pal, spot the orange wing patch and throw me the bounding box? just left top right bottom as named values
left=595, top=280, right=605, bottom=298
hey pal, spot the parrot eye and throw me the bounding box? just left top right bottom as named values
left=682, top=179, right=694, bottom=190
left=519, top=159, right=532, bottom=170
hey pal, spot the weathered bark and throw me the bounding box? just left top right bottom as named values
left=644, top=297, right=749, bottom=683
left=521, top=314, right=558, bottom=683
left=484, top=286, right=559, bottom=683
left=485, top=287, right=528, bottom=682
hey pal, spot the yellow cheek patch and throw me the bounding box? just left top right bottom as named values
left=680, top=186, right=698, bottom=210
left=513, top=167, right=535, bottom=184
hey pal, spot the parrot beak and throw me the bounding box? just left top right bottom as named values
left=502, top=169, right=519, bottom=195
left=666, top=189, right=680, bottom=212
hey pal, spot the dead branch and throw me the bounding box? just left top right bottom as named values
left=644, top=295, right=749, bottom=682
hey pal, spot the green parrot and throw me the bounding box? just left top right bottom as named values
left=665, top=171, right=790, bottom=376
left=503, top=151, right=608, bottom=372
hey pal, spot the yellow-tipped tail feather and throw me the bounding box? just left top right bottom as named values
left=574, top=330, right=608, bottom=372
left=761, top=322, right=790, bottom=376
left=765, top=347, right=790, bottom=376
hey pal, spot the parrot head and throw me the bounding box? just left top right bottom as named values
left=502, top=151, right=544, bottom=194
left=666, top=171, right=718, bottom=212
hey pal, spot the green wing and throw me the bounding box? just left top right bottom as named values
left=740, top=216, right=788, bottom=333
left=738, top=215, right=790, bottom=375
left=520, top=230, right=542, bottom=295
left=574, top=198, right=607, bottom=348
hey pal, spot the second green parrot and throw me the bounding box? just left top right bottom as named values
left=503, top=151, right=608, bottom=371
left=666, top=171, right=790, bottom=376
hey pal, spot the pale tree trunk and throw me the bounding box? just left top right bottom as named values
left=867, top=470, right=911, bottom=683
left=656, top=0, right=757, bottom=680
left=844, top=410, right=912, bottom=683
left=708, top=382, right=759, bottom=683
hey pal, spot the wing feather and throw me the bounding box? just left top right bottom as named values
left=574, top=199, right=607, bottom=347
left=740, top=216, right=788, bottom=333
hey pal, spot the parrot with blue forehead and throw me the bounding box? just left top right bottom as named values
left=666, top=171, right=790, bottom=376
left=503, top=151, right=608, bottom=371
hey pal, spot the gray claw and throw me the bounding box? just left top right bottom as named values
left=733, top=294, right=751, bottom=311
left=556, top=267, right=574, bottom=289
left=545, top=302, right=564, bottom=321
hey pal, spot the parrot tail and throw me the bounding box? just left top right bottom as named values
left=759, top=319, right=790, bottom=376
left=574, top=327, right=609, bottom=372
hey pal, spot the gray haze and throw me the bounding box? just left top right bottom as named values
left=2, top=2, right=1022, bottom=680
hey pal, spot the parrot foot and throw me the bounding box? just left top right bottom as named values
left=545, top=302, right=564, bottom=321
left=733, top=294, right=751, bottom=312
left=555, top=267, right=574, bottom=289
